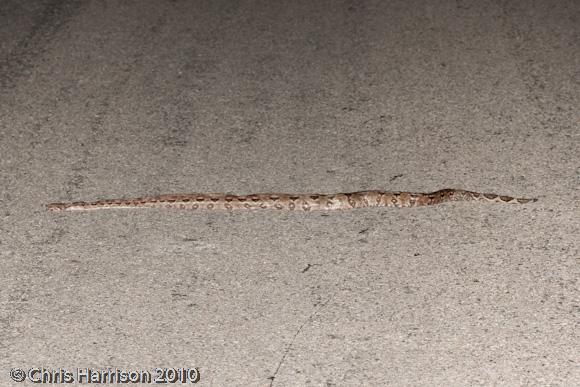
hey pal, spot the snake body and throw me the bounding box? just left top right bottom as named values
left=47, top=189, right=536, bottom=212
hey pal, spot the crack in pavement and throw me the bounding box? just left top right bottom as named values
left=268, top=293, right=336, bottom=387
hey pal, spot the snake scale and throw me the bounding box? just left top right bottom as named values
left=47, top=189, right=536, bottom=212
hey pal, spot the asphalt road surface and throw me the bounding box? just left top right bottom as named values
left=1, top=1, right=578, bottom=386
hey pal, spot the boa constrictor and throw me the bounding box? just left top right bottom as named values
left=47, top=189, right=536, bottom=212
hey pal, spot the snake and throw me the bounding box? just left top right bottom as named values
left=47, top=189, right=537, bottom=212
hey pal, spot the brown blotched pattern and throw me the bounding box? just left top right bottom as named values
left=47, top=189, right=537, bottom=212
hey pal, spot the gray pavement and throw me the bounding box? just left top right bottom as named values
left=1, top=1, right=578, bottom=386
